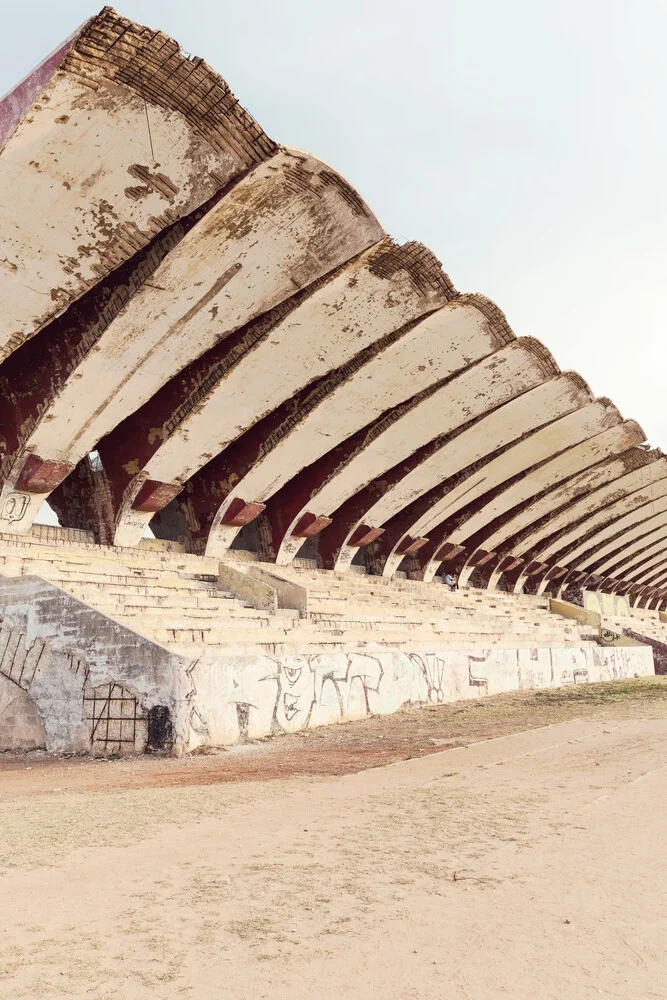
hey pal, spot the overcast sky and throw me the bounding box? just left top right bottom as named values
left=3, top=0, right=666, bottom=449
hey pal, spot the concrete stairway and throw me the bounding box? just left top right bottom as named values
left=602, top=608, right=667, bottom=645
left=248, top=562, right=600, bottom=652
left=0, top=531, right=278, bottom=651
left=0, top=529, right=602, bottom=657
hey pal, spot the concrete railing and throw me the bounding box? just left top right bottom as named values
left=598, top=627, right=647, bottom=648
left=218, top=561, right=278, bottom=613
left=246, top=564, right=309, bottom=616
left=548, top=598, right=601, bottom=627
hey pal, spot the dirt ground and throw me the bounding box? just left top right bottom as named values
left=1, top=678, right=666, bottom=999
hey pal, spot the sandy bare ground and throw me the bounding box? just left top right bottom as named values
left=1, top=681, right=666, bottom=999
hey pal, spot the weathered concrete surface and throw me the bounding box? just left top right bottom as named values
left=507, top=453, right=667, bottom=573
left=571, top=507, right=667, bottom=577
left=0, top=527, right=656, bottom=753
left=0, top=574, right=191, bottom=753
left=217, top=562, right=278, bottom=613
left=195, top=297, right=520, bottom=559
left=540, top=481, right=667, bottom=568
left=617, top=628, right=667, bottom=672
left=0, top=6, right=275, bottom=359
left=266, top=337, right=561, bottom=567
left=104, top=239, right=454, bottom=546
left=381, top=404, right=643, bottom=582
left=0, top=670, right=47, bottom=751
left=451, top=423, right=642, bottom=549
left=625, top=559, right=667, bottom=587
left=344, top=371, right=591, bottom=578
left=451, top=421, right=647, bottom=588
left=0, top=148, right=383, bottom=536
left=611, top=541, right=667, bottom=582
left=549, top=598, right=601, bottom=627
left=321, top=372, right=590, bottom=572
left=480, top=451, right=667, bottom=560
left=2, top=7, right=667, bottom=685
left=595, top=524, right=667, bottom=577
left=181, top=643, right=653, bottom=748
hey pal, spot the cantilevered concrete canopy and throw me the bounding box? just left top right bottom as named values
left=485, top=451, right=667, bottom=562
left=319, top=371, right=592, bottom=572
left=0, top=6, right=275, bottom=359
left=595, top=522, right=667, bottom=577
left=183, top=295, right=518, bottom=557
left=371, top=402, right=639, bottom=580
left=452, top=427, right=645, bottom=584
left=265, top=338, right=560, bottom=566
left=0, top=148, right=383, bottom=534
left=0, top=7, right=664, bottom=601
left=101, top=239, right=455, bottom=546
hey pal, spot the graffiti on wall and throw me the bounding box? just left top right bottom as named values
left=0, top=618, right=151, bottom=754
left=186, top=642, right=654, bottom=750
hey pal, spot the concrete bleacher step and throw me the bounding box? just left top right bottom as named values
left=0, top=532, right=608, bottom=658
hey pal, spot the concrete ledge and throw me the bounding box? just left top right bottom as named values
left=246, top=564, right=309, bottom=616
left=549, top=598, right=601, bottom=627
left=218, top=561, right=278, bottom=613
left=598, top=627, right=648, bottom=648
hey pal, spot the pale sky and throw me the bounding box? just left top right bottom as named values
left=3, top=0, right=666, bottom=452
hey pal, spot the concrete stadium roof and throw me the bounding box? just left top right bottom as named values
left=1, top=6, right=666, bottom=603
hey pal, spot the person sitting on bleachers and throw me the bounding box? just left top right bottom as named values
left=443, top=572, right=457, bottom=591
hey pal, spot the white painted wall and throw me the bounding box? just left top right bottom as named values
left=183, top=643, right=654, bottom=749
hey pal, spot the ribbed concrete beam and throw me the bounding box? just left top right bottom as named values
left=626, top=560, right=667, bottom=588
left=536, top=481, right=667, bottom=570
left=176, top=294, right=516, bottom=556
left=476, top=450, right=666, bottom=561
left=346, top=370, right=590, bottom=578
left=595, top=525, right=667, bottom=578
left=635, top=585, right=666, bottom=607
left=264, top=337, right=561, bottom=566
left=556, top=504, right=667, bottom=581
left=483, top=451, right=667, bottom=592
left=383, top=401, right=640, bottom=581
left=451, top=417, right=642, bottom=555
left=0, top=6, right=275, bottom=360
left=548, top=500, right=667, bottom=592
left=457, top=421, right=646, bottom=590
left=512, top=449, right=666, bottom=561
left=0, top=148, right=383, bottom=536
left=615, top=544, right=667, bottom=583
left=319, top=370, right=589, bottom=572
left=100, top=240, right=455, bottom=546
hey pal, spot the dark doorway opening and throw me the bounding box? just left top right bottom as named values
left=147, top=705, right=174, bottom=752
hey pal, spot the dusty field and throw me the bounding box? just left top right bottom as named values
left=1, top=679, right=666, bottom=999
